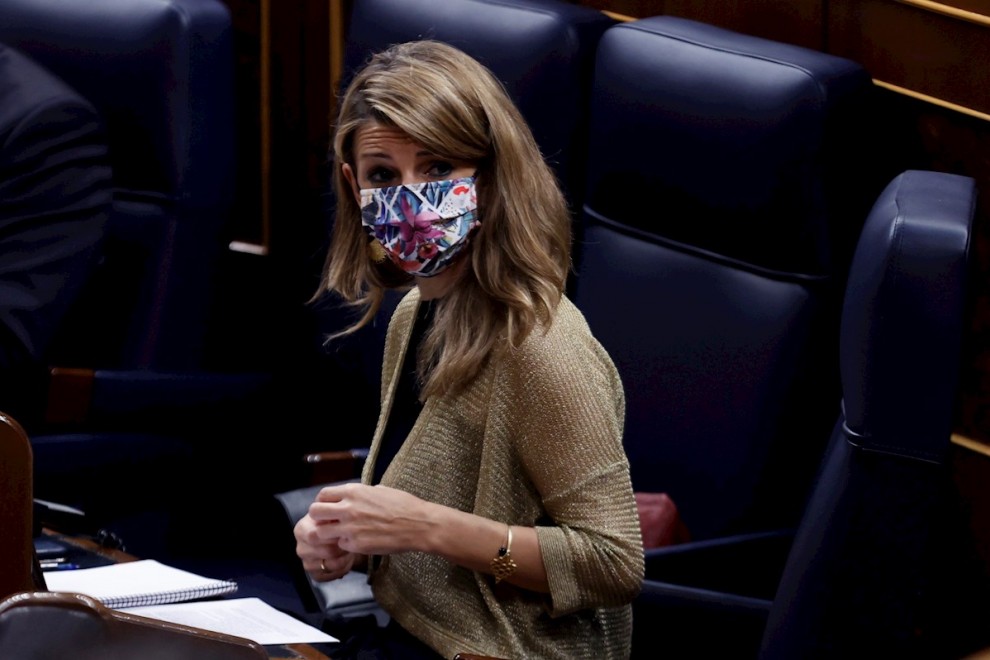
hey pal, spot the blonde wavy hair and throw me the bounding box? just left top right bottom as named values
left=319, top=40, right=571, bottom=398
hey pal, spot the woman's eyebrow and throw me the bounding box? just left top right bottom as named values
left=358, top=150, right=394, bottom=160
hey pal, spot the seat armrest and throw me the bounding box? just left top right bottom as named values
left=633, top=578, right=772, bottom=659
left=645, top=529, right=794, bottom=600
left=303, top=448, right=369, bottom=485
left=634, top=530, right=788, bottom=659
left=638, top=579, right=773, bottom=613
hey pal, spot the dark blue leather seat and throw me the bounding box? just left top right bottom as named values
left=574, top=15, right=879, bottom=542
left=635, top=169, right=978, bottom=658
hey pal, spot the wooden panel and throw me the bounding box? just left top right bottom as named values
left=948, top=440, right=990, bottom=583
left=574, top=0, right=824, bottom=49
left=828, top=0, right=990, bottom=116
left=207, top=0, right=338, bottom=369
left=947, top=0, right=990, bottom=13
left=664, top=0, right=823, bottom=49
left=898, top=0, right=990, bottom=20
left=265, top=0, right=332, bottom=242
left=218, top=0, right=335, bottom=253
left=222, top=0, right=264, bottom=247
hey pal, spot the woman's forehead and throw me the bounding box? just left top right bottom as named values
left=353, top=123, right=424, bottom=155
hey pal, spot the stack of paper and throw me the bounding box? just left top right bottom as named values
left=44, top=560, right=237, bottom=608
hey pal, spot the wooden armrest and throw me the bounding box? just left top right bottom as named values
left=45, top=367, right=95, bottom=425
left=0, top=412, right=39, bottom=600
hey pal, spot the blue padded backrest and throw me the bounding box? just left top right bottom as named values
left=0, top=0, right=235, bottom=370
left=760, top=170, right=976, bottom=659
left=342, top=0, right=615, bottom=215
left=574, top=16, right=877, bottom=540
left=583, top=16, right=874, bottom=274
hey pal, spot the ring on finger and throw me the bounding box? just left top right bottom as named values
left=320, top=558, right=328, bottom=573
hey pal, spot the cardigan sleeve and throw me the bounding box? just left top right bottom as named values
left=503, top=302, right=644, bottom=616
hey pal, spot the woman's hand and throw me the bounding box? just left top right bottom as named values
left=294, top=514, right=360, bottom=582
left=296, top=481, right=550, bottom=592
left=307, top=482, right=432, bottom=556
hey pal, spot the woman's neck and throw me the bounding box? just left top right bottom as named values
left=415, top=258, right=467, bottom=300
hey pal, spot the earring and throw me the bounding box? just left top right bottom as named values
left=367, top=239, right=389, bottom=264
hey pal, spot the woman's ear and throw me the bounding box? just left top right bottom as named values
left=341, top=163, right=361, bottom=204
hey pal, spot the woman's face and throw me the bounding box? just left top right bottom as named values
left=342, top=122, right=475, bottom=200
left=343, top=122, right=478, bottom=297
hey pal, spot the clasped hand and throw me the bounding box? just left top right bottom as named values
left=295, top=482, right=430, bottom=582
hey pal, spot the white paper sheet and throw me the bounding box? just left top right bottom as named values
left=122, top=597, right=338, bottom=645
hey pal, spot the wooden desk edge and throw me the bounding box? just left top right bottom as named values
left=41, top=531, right=332, bottom=660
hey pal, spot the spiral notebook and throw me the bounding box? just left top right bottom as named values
left=43, top=559, right=238, bottom=609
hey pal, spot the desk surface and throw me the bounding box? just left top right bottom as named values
left=50, top=533, right=332, bottom=660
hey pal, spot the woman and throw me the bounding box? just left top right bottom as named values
left=294, top=40, right=643, bottom=659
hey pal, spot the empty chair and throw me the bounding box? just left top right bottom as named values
left=635, top=169, right=979, bottom=658
left=573, top=15, right=881, bottom=543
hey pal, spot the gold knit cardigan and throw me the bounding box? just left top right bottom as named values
left=363, top=288, right=645, bottom=659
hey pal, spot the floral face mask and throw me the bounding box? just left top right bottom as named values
left=360, top=176, right=479, bottom=277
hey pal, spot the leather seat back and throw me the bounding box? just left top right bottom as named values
left=574, top=16, right=878, bottom=539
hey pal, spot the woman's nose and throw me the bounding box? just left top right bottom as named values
left=398, top=172, right=429, bottom=186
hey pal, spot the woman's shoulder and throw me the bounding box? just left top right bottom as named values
left=510, top=295, right=616, bottom=374
left=531, top=295, right=593, bottom=346
left=495, top=295, right=624, bottom=413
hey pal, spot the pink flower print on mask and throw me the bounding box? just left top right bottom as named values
left=361, top=176, right=480, bottom=278
left=396, top=195, right=443, bottom=258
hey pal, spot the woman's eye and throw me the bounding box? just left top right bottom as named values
left=366, top=167, right=394, bottom=185
left=427, top=161, right=454, bottom=178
